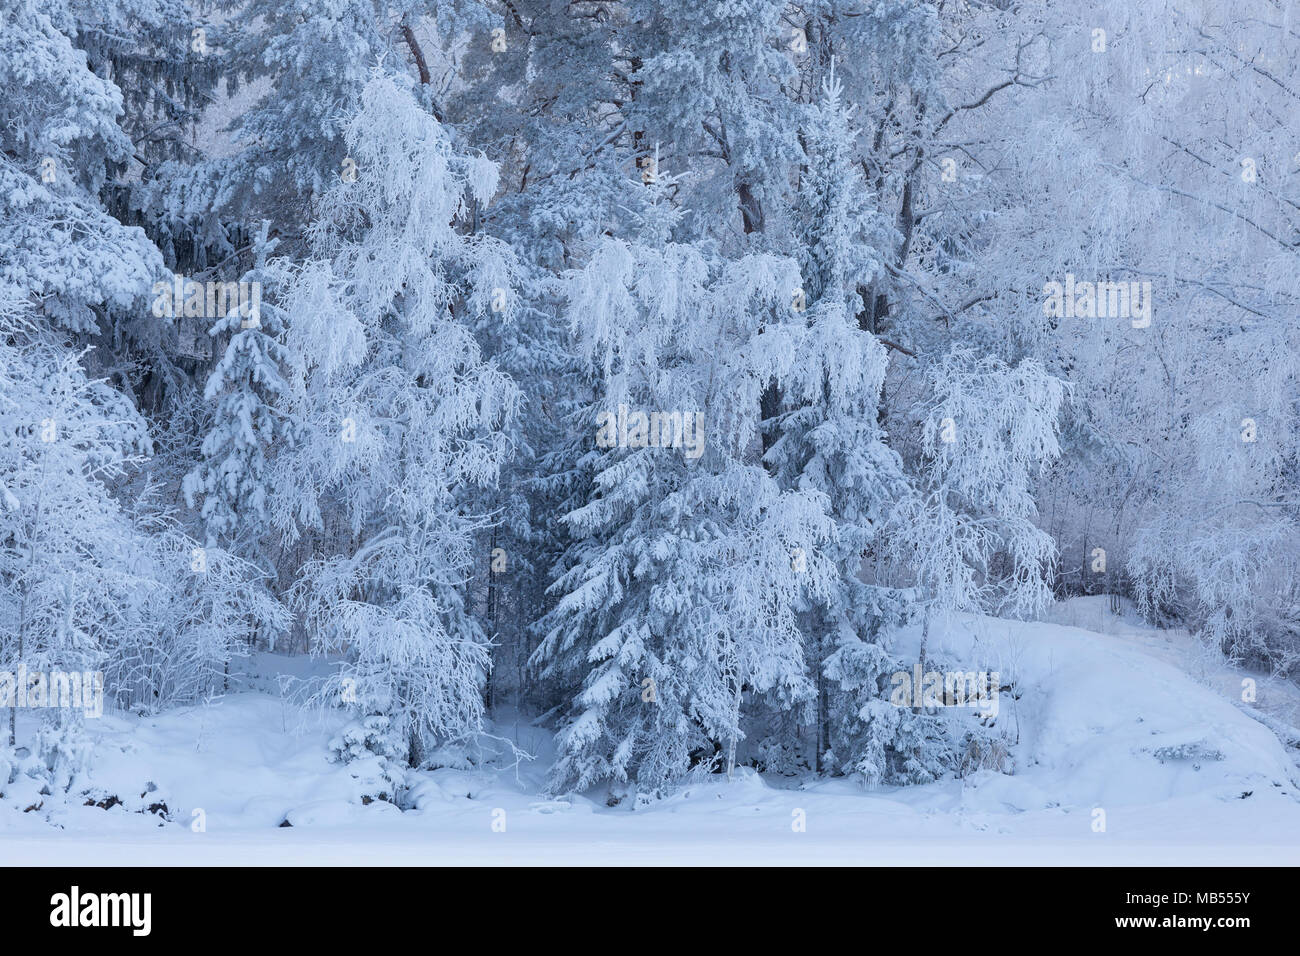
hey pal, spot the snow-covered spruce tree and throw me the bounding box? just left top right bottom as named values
left=269, top=72, right=520, bottom=779
left=142, top=0, right=385, bottom=242
left=764, top=65, right=912, bottom=774
left=0, top=0, right=200, bottom=493
left=0, top=297, right=282, bottom=793
left=788, top=0, right=947, bottom=358
left=443, top=4, right=686, bottom=722
left=144, top=0, right=497, bottom=246
left=183, top=220, right=296, bottom=566
left=69, top=0, right=223, bottom=228
left=533, top=174, right=844, bottom=796
left=0, top=0, right=164, bottom=333
left=448, top=2, right=631, bottom=715
left=0, top=0, right=194, bottom=456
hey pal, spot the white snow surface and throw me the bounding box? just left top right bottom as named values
left=3, top=598, right=1298, bottom=865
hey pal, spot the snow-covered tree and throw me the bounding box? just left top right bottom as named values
left=270, top=72, right=520, bottom=772
left=107, top=489, right=290, bottom=713
left=922, top=0, right=1300, bottom=672
left=183, top=220, right=296, bottom=561
left=0, top=0, right=163, bottom=332
left=144, top=0, right=497, bottom=245
left=624, top=0, right=802, bottom=239
left=891, top=349, right=1065, bottom=632
left=0, top=292, right=148, bottom=757
left=533, top=173, right=844, bottom=795
left=0, top=1, right=157, bottom=770
left=764, top=65, right=910, bottom=774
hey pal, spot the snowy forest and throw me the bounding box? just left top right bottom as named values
left=1, top=0, right=1299, bottom=863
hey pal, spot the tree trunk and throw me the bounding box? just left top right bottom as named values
left=915, top=607, right=931, bottom=714
left=10, top=587, right=28, bottom=748
left=816, top=631, right=828, bottom=773
left=485, top=527, right=498, bottom=712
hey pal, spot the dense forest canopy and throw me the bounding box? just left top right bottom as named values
left=1, top=0, right=1297, bottom=799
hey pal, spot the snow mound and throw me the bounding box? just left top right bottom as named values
left=889, top=606, right=1300, bottom=814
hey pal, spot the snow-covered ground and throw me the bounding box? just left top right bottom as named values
left=3, top=598, right=1298, bottom=865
